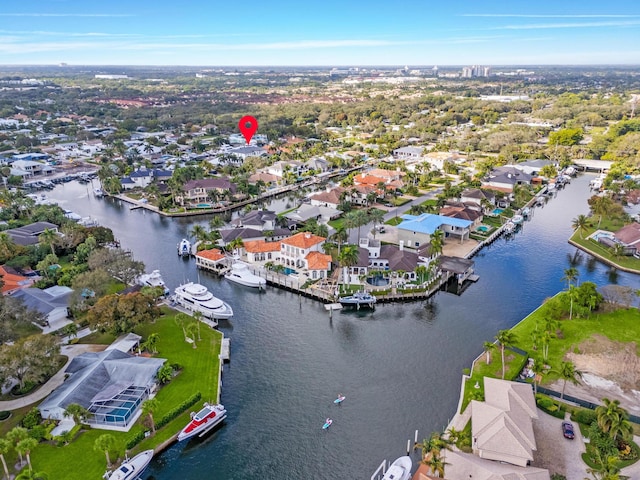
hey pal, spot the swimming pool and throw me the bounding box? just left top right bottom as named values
left=366, top=276, right=389, bottom=286
left=476, top=225, right=490, bottom=233
left=492, top=208, right=504, bottom=215
left=196, top=203, right=212, bottom=208
left=283, top=267, right=298, bottom=276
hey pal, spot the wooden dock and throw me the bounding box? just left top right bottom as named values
left=220, top=337, right=230, bottom=362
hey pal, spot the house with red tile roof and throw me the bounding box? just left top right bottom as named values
left=353, top=168, right=404, bottom=194
left=243, top=240, right=282, bottom=263
left=0, top=265, right=36, bottom=294
left=279, top=232, right=331, bottom=279
left=195, top=248, right=227, bottom=273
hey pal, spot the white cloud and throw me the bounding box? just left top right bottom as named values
left=490, top=20, right=640, bottom=30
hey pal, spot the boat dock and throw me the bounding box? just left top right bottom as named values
left=220, top=337, right=230, bottom=362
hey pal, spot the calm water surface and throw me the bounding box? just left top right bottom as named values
left=49, top=175, right=640, bottom=479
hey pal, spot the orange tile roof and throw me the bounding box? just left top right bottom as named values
left=281, top=232, right=326, bottom=248
left=196, top=248, right=225, bottom=262
left=0, top=265, right=34, bottom=294
left=306, top=251, right=332, bottom=271
left=244, top=240, right=282, bottom=253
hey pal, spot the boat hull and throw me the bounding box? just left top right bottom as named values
left=177, top=404, right=227, bottom=442
left=107, top=450, right=154, bottom=480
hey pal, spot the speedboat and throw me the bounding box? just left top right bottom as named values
left=107, top=450, right=153, bottom=480
left=177, top=403, right=227, bottom=442
left=224, top=262, right=266, bottom=289
left=94, top=188, right=104, bottom=197
left=339, top=291, right=376, bottom=308
left=174, top=282, right=234, bottom=319
left=504, top=222, right=516, bottom=234
left=334, top=395, right=346, bottom=404
left=177, top=238, right=191, bottom=257
left=322, top=418, right=333, bottom=430
left=137, top=270, right=170, bottom=295
left=382, top=456, right=412, bottom=480
left=511, top=214, right=524, bottom=225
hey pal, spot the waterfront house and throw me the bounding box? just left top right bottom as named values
left=397, top=213, right=472, bottom=249
left=4, top=221, right=59, bottom=246
left=178, top=178, right=237, bottom=205
left=120, top=168, right=173, bottom=190
left=231, top=209, right=277, bottom=231
left=195, top=248, right=227, bottom=273
left=308, top=186, right=345, bottom=210
left=248, top=172, right=279, bottom=189
left=267, top=160, right=307, bottom=180
left=460, top=188, right=495, bottom=210
left=243, top=240, right=282, bottom=263
left=470, top=377, right=539, bottom=468
left=613, top=222, right=640, bottom=255
left=353, top=168, right=405, bottom=194
left=279, top=232, right=328, bottom=277
left=482, top=167, right=532, bottom=193
left=508, top=159, right=556, bottom=177
left=284, top=204, right=342, bottom=226
left=441, top=449, right=550, bottom=480
left=218, top=227, right=290, bottom=248
left=438, top=256, right=475, bottom=285
left=38, top=348, right=166, bottom=431
left=11, top=159, right=54, bottom=178
left=305, top=156, right=330, bottom=173
left=393, top=146, right=424, bottom=161
left=439, top=203, right=483, bottom=226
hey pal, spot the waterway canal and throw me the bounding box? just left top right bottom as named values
left=48, top=174, right=640, bottom=479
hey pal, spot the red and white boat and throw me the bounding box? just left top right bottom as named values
left=177, top=403, right=227, bottom=442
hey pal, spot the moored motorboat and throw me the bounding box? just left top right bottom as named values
left=511, top=214, right=524, bottom=225
left=521, top=207, right=530, bottom=218
left=224, top=262, right=266, bottom=289
left=137, top=270, right=170, bottom=295
left=174, top=282, right=234, bottom=319
left=338, top=291, right=376, bottom=309
left=382, top=456, right=412, bottom=480
left=177, top=403, right=227, bottom=442
left=106, top=449, right=154, bottom=480
left=504, top=222, right=516, bottom=235
left=177, top=238, right=191, bottom=257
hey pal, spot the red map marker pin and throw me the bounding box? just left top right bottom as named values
left=238, top=115, right=258, bottom=145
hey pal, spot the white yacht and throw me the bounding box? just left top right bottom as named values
left=225, top=262, right=266, bottom=289
left=107, top=450, right=153, bottom=480
left=382, top=456, right=412, bottom=480
left=174, top=282, right=234, bottom=319
left=137, top=270, right=170, bottom=295
left=177, top=238, right=192, bottom=256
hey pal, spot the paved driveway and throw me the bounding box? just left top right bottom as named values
left=531, top=410, right=587, bottom=480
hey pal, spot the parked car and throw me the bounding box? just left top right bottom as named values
left=561, top=421, right=575, bottom=439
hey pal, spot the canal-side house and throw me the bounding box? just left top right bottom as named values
left=231, top=209, right=277, bottom=231
left=243, top=240, right=282, bottom=263
left=481, top=166, right=532, bottom=194
left=120, top=168, right=173, bottom=190
left=354, top=239, right=425, bottom=284
left=612, top=222, right=640, bottom=256
left=397, top=213, right=472, bottom=249
left=460, top=188, right=495, bottom=211
left=195, top=248, right=227, bottom=273
left=177, top=178, right=237, bottom=206
left=9, top=285, right=73, bottom=332
left=0, top=265, right=36, bottom=294
left=439, top=202, right=483, bottom=227
left=308, top=186, right=345, bottom=210
left=279, top=232, right=331, bottom=279
left=38, top=348, right=166, bottom=431
left=4, top=221, right=59, bottom=246
left=353, top=168, right=405, bottom=195
left=284, top=204, right=342, bottom=228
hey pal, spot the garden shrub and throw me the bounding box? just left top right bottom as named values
left=572, top=408, right=597, bottom=426
left=22, top=407, right=42, bottom=429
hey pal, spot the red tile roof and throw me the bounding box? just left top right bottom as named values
left=306, top=251, right=332, bottom=270
left=244, top=240, right=282, bottom=253
left=196, top=248, right=225, bottom=262
left=281, top=232, right=325, bottom=248
left=0, top=265, right=34, bottom=294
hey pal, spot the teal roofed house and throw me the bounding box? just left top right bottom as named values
left=396, top=213, right=472, bottom=249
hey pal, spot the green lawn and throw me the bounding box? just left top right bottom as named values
left=32, top=310, right=222, bottom=480
left=461, top=304, right=640, bottom=413
left=570, top=231, right=640, bottom=272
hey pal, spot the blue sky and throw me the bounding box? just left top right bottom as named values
left=1, top=0, right=640, bottom=66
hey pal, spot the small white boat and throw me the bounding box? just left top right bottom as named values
left=536, top=196, right=546, bottom=206
left=174, top=282, right=234, bottom=319
left=177, top=403, right=227, bottom=442
left=382, top=456, right=412, bottom=480
left=107, top=449, right=153, bottom=480
left=137, top=270, right=170, bottom=295
left=225, top=262, right=266, bottom=289
left=521, top=207, right=530, bottom=218
left=177, top=238, right=191, bottom=257
left=511, top=214, right=524, bottom=225
left=323, top=418, right=333, bottom=430
left=504, top=222, right=516, bottom=234
left=339, top=291, right=376, bottom=308
left=564, top=166, right=576, bottom=176
left=94, top=188, right=104, bottom=197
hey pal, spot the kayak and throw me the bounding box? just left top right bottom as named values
left=322, top=418, right=333, bottom=429
left=334, top=395, right=346, bottom=404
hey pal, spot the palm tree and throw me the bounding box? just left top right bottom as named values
left=331, top=226, right=348, bottom=259
left=415, top=265, right=428, bottom=285
left=185, top=323, right=198, bottom=348
left=38, top=228, right=58, bottom=255
left=141, top=398, right=160, bottom=434
left=192, top=311, right=203, bottom=340
left=15, top=469, right=48, bottom=480
left=0, top=438, right=12, bottom=480
left=367, top=208, right=385, bottom=238
left=558, top=361, right=582, bottom=399
left=561, top=267, right=579, bottom=289
left=530, top=357, right=546, bottom=395
left=227, top=237, right=244, bottom=254
left=338, top=244, right=360, bottom=287
left=0, top=232, right=15, bottom=259
left=16, top=438, right=38, bottom=473
left=430, top=229, right=444, bottom=257
left=190, top=225, right=208, bottom=243
left=424, top=454, right=448, bottom=478
left=94, top=433, right=116, bottom=467
left=596, top=398, right=631, bottom=441
left=143, top=332, right=159, bottom=354
left=209, top=215, right=225, bottom=231
left=610, top=243, right=625, bottom=259
left=495, top=329, right=517, bottom=380
left=572, top=214, right=589, bottom=238
left=483, top=341, right=495, bottom=365
left=63, top=403, right=89, bottom=425
left=7, top=427, right=28, bottom=466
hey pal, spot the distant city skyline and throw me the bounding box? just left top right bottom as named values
left=1, top=0, right=640, bottom=66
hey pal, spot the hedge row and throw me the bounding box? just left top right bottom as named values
left=126, top=392, right=202, bottom=450
left=535, top=394, right=566, bottom=419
